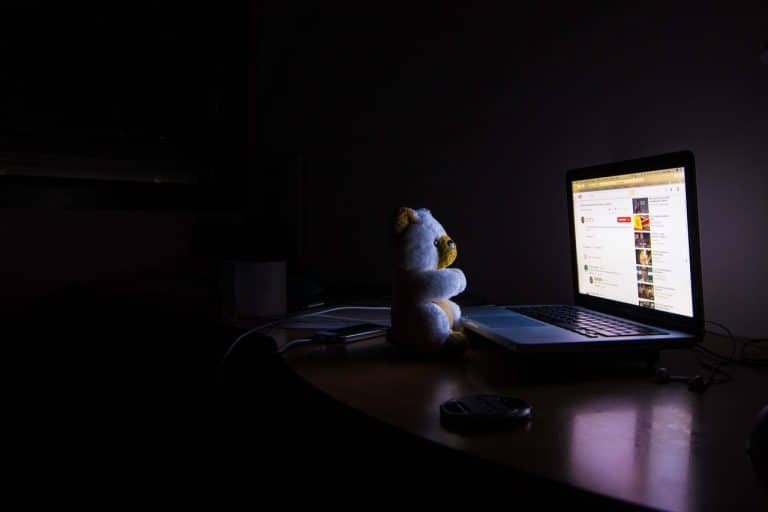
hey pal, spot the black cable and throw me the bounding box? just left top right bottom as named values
left=698, top=359, right=733, bottom=385
left=694, top=344, right=733, bottom=363
left=703, top=320, right=739, bottom=362
left=696, top=322, right=768, bottom=374
left=740, top=338, right=768, bottom=366
left=741, top=336, right=768, bottom=366
left=691, top=321, right=746, bottom=389
left=691, top=351, right=729, bottom=389
left=739, top=358, right=768, bottom=367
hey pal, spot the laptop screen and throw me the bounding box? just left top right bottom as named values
left=571, top=167, right=694, bottom=317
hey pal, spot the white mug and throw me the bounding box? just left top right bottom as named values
left=221, top=260, right=286, bottom=321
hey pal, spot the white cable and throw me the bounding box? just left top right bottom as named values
left=220, top=305, right=391, bottom=364
left=301, top=305, right=391, bottom=317
left=277, top=338, right=314, bottom=354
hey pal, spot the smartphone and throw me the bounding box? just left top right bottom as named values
left=312, top=323, right=387, bottom=344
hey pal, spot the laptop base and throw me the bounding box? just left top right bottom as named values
left=466, top=330, right=662, bottom=382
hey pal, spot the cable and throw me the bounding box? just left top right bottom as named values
left=741, top=337, right=768, bottom=366
left=220, top=305, right=391, bottom=364
left=220, top=319, right=282, bottom=365
left=277, top=338, right=314, bottom=354
left=693, top=322, right=768, bottom=385
left=701, top=322, right=768, bottom=365
left=698, top=359, right=733, bottom=386
left=702, top=320, right=739, bottom=362
left=685, top=321, right=749, bottom=390
left=702, top=320, right=739, bottom=363
left=694, top=344, right=733, bottom=363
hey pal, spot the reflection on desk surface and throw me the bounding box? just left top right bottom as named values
left=569, top=401, right=692, bottom=512
left=284, top=334, right=768, bottom=512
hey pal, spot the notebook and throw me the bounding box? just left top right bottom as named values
left=463, top=151, right=704, bottom=352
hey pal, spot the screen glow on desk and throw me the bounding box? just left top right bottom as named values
left=568, top=400, right=693, bottom=511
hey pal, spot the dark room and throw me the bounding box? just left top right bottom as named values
left=3, top=2, right=767, bottom=509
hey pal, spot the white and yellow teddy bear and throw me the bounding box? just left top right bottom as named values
left=389, top=207, right=468, bottom=353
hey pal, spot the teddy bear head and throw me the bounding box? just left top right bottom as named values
left=393, top=207, right=457, bottom=271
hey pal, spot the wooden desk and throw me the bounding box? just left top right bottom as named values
left=282, top=333, right=768, bottom=511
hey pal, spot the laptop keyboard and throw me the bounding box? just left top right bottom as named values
left=507, top=305, right=666, bottom=338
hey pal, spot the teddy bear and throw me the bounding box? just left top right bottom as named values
left=388, top=207, right=468, bottom=353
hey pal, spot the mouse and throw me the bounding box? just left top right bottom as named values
left=748, top=404, right=768, bottom=466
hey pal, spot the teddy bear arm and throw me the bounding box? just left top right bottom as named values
left=413, top=269, right=465, bottom=301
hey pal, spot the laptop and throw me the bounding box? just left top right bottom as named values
left=464, top=151, right=704, bottom=352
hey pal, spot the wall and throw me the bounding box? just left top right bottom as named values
left=0, top=5, right=247, bottom=319
left=263, top=6, right=768, bottom=336
left=0, top=5, right=242, bottom=186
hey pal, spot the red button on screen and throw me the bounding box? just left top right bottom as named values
left=617, top=216, right=631, bottom=223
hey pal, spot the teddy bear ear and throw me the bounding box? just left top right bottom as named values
left=394, top=207, right=419, bottom=235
